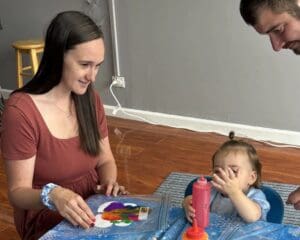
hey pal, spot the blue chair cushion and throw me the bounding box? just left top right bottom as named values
left=260, top=185, right=284, bottom=223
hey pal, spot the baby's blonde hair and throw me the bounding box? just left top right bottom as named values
left=212, top=131, right=262, bottom=188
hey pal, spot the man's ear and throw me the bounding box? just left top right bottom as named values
left=249, top=170, right=257, bottom=185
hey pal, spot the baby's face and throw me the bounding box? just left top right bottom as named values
left=213, top=151, right=257, bottom=192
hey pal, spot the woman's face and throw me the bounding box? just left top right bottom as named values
left=61, top=38, right=105, bottom=95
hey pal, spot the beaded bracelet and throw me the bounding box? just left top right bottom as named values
left=40, top=183, right=59, bottom=210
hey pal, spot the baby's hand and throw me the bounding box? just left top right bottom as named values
left=211, top=167, right=241, bottom=197
left=182, top=195, right=195, bottom=223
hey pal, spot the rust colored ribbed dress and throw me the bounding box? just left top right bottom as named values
left=1, top=92, right=108, bottom=240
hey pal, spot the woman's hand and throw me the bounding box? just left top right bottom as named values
left=50, top=187, right=95, bottom=229
left=182, top=195, right=195, bottom=223
left=94, top=181, right=128, bottom=196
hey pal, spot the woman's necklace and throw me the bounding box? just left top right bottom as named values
left=52, top=100, right=74, bottom=118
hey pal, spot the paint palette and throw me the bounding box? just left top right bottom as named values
left=40, top=194, right=171, bottom=240
left=94, top=201, right=150, bottom=228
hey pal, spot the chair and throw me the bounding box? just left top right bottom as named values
left=184, top=177, right=284, bottom=224
left=12, top=39, right=44, bottom=88
left=260, top=185, right=284, bottom=224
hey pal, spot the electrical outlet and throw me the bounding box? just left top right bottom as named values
left=112, top=76, right=126, bottom=88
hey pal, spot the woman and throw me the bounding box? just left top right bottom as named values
left=1, top=11, right=126, bottom=240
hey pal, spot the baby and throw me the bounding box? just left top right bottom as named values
left=183, top=132, right=270, bottom=223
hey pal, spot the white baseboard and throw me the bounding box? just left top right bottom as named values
left=105, top=105, right=300, bottom=147
left=2, top=88, right=300, bottom=146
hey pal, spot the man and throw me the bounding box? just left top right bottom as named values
left=240, top=0, right=300, bottom=210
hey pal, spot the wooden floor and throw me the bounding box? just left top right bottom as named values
left=1, top=116, right=300, bottom=239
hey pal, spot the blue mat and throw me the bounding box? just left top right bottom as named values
left=40, top=173, right=300, bottom=239
left=154, top=172, right=300, bottom=226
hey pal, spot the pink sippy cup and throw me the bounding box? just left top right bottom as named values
left=182, top=176, right=211, bottom=240
left=192, top=176, right=211, bottom=229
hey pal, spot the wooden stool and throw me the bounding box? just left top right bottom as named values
left=12, top=40, right=44, bottom=88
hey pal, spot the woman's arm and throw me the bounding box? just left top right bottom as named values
left=5, top=156, right=95, bottom=229
left=5, top=156, right=44, bottom=209
left=95, top=136, right=127, bottom=196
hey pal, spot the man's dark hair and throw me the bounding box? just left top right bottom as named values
left=240, top=0, right=300, bottom=26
